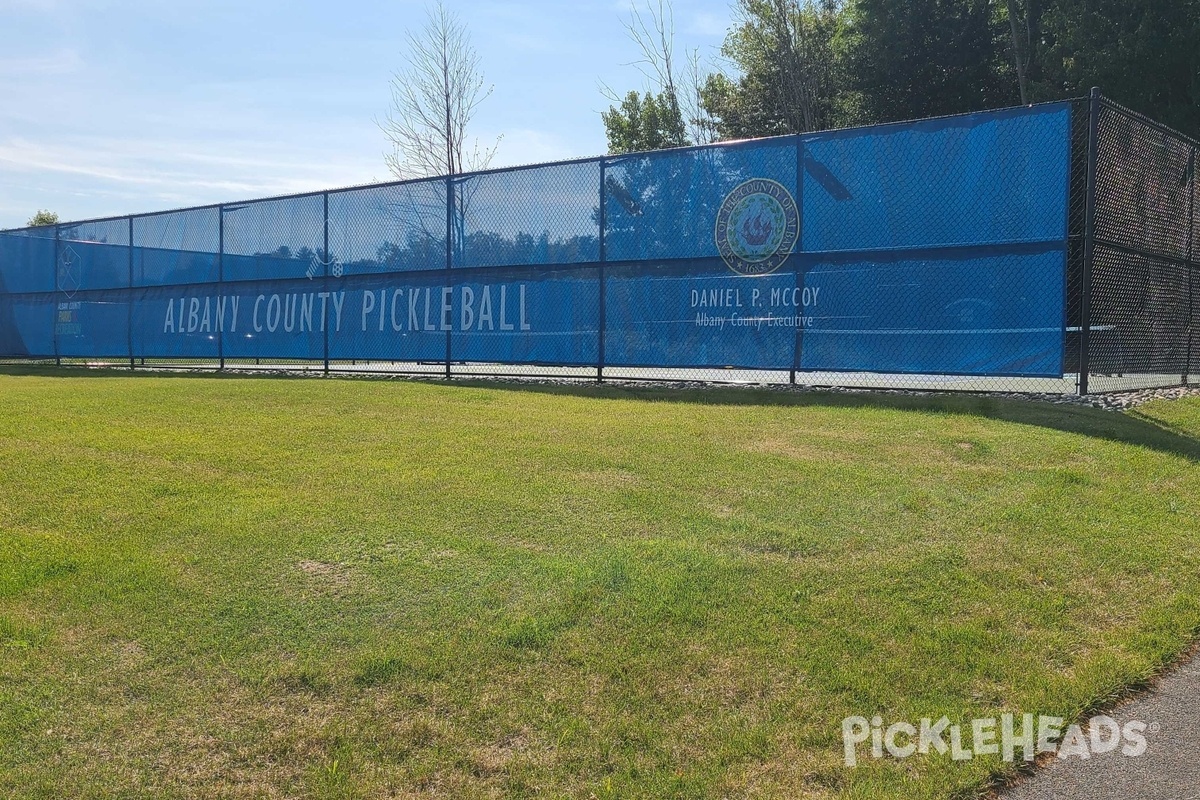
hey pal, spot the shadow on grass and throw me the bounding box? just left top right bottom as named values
left=3, top=363, right=1199, bottom=463
left=471, top=379, right=1200, bottom=461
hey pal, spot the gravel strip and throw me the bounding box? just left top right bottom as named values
left=12, top=362, right=1200, bottom=410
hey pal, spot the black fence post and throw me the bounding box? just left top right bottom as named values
left=323, top=192, right=330, bottom=376
left=128, top=216, right=134, bottom=369
left=217, top=205, right=225, bottom=371
left=53, top=223, right=60, bottom=366
left=1079, top=87, right=1102, bottom=395
left=598, top=157, right=607, bottom=383
left=792, top=135, right=805, bottom=385
left=1187, top=148, right=1196, bottom=386
left=445, top=175, right=454, bottom=380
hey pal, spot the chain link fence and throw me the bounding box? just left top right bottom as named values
left=1084, top=95, right=1198, bottom=392
left=1, top=93, right=1195, bottom=394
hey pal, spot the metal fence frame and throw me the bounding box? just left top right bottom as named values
left=3, top=91, right=1197, bottom=395
left=1081, top=90, right=1199, bottom=393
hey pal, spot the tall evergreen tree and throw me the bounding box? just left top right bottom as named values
left=1037, top=0, right=1200, bottom=136
left=701, top=0, right=851, bottom=140
left=602, top=0, right=1200, bottom=147
left=844, top=0, right=1017, bottom=123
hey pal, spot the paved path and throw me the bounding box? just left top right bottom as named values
left=1004, top=652, right=1200, bottom=800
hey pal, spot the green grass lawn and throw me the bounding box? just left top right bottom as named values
left=1, top=369, right=1198, bottom=799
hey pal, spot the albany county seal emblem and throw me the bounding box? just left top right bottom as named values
left=715, top=178, right=799, bottom=276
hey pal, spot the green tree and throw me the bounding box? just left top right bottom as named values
left=27, top=210, right=58, bottom=227
left=1003, top=0, right=1041, bottom=105
left=701, top=0, right=852, bottom=140
left=600, top=0, right=715, bottom=154
left=1036, top=0, right=1200, bottom=136
left=606, top=0, right=1200, bottom=149
left=602, top=90, right=688, bottom=154
left=844, top=0, right=1017, bottom=124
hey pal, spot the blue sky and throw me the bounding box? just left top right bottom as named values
left=0, top=0, right=730, bottom=229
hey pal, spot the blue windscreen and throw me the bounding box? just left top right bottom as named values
left=0, top=229, right=57, bottom=294
left=802, top=106, right=1070, bottom=252
left=0, top=103, right=1072, bottom=377
left=457, top=161, right=601, bottom=268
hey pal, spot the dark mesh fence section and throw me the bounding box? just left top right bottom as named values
left=1192, top=157, right=1199, bottom=381
left=1090, top=244, right=1190, bottom=376
left=1192, top=271, right=1199, bottom=380
left=328, top=180, right=446, bottom=276
left=1193, top=153, right=1200, bottom=258
left=1095, top=109, right=1192, bottom=260
left=1087, top=101, right=1197, bottom=391
left=1064, top=100, right=1091, bottom=382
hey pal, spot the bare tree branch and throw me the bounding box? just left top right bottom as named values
left=1006, top=0, right=1032, bottom=105
left=737, top=0, right=839, bottom=134
left=682, top=46, right=718, bottom=145
left=378, top=1, right=501, bottom=180
left=616, top=0, right=717, bottom=146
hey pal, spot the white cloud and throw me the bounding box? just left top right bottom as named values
left=0, top=49, right=83, bottom=77
left=0, top=131, right=385, bottom=226
left=0, top=0, right=678, bottom=227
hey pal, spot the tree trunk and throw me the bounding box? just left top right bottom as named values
left=1007, top=0, right=1030, bottom=105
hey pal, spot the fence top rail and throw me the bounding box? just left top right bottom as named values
left=1, top=96, right=1093, bottom=236
left=1099, top=96, right=1200, bottom=150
